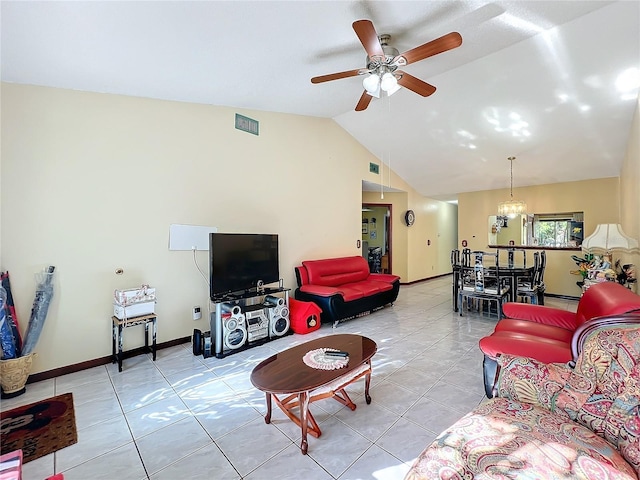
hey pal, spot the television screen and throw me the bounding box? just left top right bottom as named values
left=209, top=233, right=279, bottom=299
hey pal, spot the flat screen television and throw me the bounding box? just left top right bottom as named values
left=209, top=233, right=280, bottom=300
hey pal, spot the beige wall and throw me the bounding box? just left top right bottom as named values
left=1, top=83, right=456, bottom=374
left=362, top=189, right=457, bottom=284
left=620, top=98, right=640, bottom=272
left=459, top=178, right=620, bottom=297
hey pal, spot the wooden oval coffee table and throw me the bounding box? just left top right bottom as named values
left=250, top=334, right=377, bottom=454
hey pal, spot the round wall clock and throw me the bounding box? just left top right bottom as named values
left=404, top=210, right=415, bottom=226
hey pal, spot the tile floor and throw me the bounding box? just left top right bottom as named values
left=5, top=276, right=578, bottom=480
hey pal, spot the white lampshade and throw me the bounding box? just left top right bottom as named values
left=366, top=83, right=381, bottom=98
left=582, top=224, right=640, bottom=254
left=363, top=74, right=380, bottom=94
left=385, top=81, right=401, bottom=96
left=380, top=72, right=397, bottom=92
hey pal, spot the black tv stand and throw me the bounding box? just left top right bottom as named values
left=211, top=287, right=291, bottom=358
left=211, top=286, right=286, bottom=304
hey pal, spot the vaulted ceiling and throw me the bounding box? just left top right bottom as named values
left=2, top=1, right=639, bottom=201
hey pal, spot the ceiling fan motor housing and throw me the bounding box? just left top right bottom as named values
left=365, top=36, right=399, bottom=73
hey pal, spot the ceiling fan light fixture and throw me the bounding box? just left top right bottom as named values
left=367, top=85, right=381, bottom=98
left=363, top=74, right=380, bottom=94
left=386, top=80, right=401, bottom=96
left=380, top=72, right=397, bottom=92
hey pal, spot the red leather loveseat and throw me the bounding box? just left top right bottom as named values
left=479, top=281, right=640, bottom=396
left=294, top=256, right=400, bottom=326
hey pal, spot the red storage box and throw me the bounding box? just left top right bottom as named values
left=289, top=298, right=322, bottom=334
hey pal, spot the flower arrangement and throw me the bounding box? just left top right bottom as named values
left=570, top=254, right=636, bottom=290
left=570, top=254, right=594, bottom=280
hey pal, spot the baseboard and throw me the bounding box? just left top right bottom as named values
left=544, top=293, right=581, bottom=301
left=401, top=272, right=452, bottom=286
left=26, top=336, right=191, bottom=384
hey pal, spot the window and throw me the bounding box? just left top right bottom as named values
left=533, top=212, right=583, bottom=247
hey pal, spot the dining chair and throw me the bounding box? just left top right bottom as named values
left=517, top=252, right=541, bottom=303
left=459, top=251, right=511, bottom=319
left=537, top=250, right=547, bottom=304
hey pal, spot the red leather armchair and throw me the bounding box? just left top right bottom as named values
left=479, top=281, right=640, bottom=396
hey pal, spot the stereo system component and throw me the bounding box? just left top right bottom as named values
left=192, top=329, right=214, bottom=358
left=192, top=329, right=203, bottom=356
left=203, top=335, right=213, bottom=358
left=245, top=309, right=269, bottom=343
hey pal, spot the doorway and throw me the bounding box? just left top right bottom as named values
left=362, top=204, right=392, bottom=274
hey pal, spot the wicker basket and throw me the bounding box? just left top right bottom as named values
left=0, top=353, right=36, bottom=397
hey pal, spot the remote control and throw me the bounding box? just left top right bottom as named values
left=325, top=350, right=349, bottom=357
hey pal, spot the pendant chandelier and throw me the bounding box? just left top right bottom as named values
left=497, top=156, right=527, bottom=218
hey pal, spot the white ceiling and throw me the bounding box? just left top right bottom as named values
left=2, top=1, right=639, bottom=201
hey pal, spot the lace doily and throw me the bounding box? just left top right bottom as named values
left=303, top=348, right=349, bottom=370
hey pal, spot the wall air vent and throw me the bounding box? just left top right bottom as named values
left=235, top=114, right=259, bottom=135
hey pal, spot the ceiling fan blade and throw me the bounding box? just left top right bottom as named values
left=393, top=32, right=462, bottom=66
left=355, top=91, right=373, bottom=111
left=352, top=20, right=384, bottom=60
left=311, top=69, right=365, bottom=84
left=396, top=71, right=437, bottom=97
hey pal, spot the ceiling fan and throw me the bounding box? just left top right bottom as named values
left=311, top=20, right=462, bottom=111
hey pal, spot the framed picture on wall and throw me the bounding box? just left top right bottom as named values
left=362, top=224, right=368, bottom=234
left=370, top=231, right=377, bottom=239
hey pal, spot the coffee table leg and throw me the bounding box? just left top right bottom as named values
left=299, top=392, right=309, bottom=455
left=365, top=363, right=372, bottom=404
left=264, top=393, right=272, bottom=424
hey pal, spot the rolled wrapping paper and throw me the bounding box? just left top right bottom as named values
left=22, top=266, right=56, bottom=356
left=0, top=288, right=18, bottom=359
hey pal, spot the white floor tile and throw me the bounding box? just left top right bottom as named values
left=60, top=442, right=147, bottom=480
left=124, top=392, right=190, bottom=438
left=244, top=443, right=334, bottom=480
left=55, top=415, right=134, bottom=472
left=149, top=443, right=240, bottom=480
left=135, top=416, right=212, bottom=475
left=215, top=416, right=292, bottom=477
left=304, top=416, right=373, bottom=478
left=337, top=444, right=410, bottom=480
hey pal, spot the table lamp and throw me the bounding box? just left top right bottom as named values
left=581, top=224, right=640, bottom=255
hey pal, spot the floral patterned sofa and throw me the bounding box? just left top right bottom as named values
left=405, top=314, right=640, bottom=479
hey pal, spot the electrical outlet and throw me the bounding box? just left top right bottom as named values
left=193, top=306, right=202, bottom=321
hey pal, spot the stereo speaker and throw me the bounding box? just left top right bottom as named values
left=192, top=329, right=203, bottom=356
left=222, top=311, right=247, bottom=350
left=266, top=304, right=290, bottom=338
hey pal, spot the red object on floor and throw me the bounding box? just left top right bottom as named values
left=45, top=474, right=64, bottom=480
left=289, top=298, right=322, bottom=334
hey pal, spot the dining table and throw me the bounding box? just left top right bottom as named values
left=452, top=263, right=537, bottom=312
